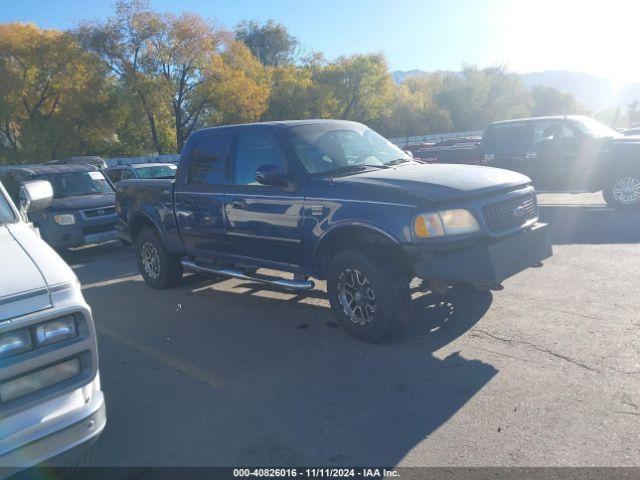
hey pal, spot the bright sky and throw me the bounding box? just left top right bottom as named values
left=2, top=0, right=638, bottom=82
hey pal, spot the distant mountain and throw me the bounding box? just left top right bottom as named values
left=392, top=69, right=640, bottom=112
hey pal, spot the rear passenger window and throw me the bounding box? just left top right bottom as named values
left=484, top=124, right=530, bottom=154
left=121, top=169, right=136, bottom=181
left=187, top=133, right=233, bottom=184
left=106, top=169, right=122, bottom=183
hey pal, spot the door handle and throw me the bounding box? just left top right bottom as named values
left=525, top=152, right=538, bottom=159
left=231, top=199, right=247, bottom=209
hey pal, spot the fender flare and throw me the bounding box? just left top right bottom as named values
left=311, top=222, right=401, bottom=271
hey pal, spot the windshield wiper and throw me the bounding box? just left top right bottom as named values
left=385, top=158, right=412, bottom=166
left=323, top=164, right=389, bottom=177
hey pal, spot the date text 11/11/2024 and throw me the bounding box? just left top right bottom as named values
left=232, top=468, right=400, bottom=478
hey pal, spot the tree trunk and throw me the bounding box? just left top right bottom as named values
left=139, top=93, right=164, bottom=155
left=174, top=102, right=184, bottom=153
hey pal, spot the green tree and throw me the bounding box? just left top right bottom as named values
left=376, top=75, right=452, bottom=138
left=531, top=85, right=586, bottom=116
left=0, top=22, right=118, bottom=163
left=76, top=0, right=173, bottom=154
left=436, top=65, right=532, bottom=131
left=80, top=1, right=270, bottom=152
left=234, top=19, right=299, bottom=67
left=313, top=53, right=395, bottom=123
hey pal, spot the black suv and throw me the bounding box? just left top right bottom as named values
left=481, top=115, right=640, bottom=208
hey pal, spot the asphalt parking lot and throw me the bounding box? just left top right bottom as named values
left=62, top=192, right=640, bottom=468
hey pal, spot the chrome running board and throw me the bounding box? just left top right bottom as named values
left=181, top=259, right=315, bottom=291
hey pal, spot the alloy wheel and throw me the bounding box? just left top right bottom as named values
left=612, top=177, right=640, bottom=205
left=141, top=241, right=161, bottom=280
left=337, top=268, right=376, bottom=326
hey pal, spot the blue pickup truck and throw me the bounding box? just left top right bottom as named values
left=116, top=120, right=552, bottom=342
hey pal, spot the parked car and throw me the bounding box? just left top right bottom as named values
left=405, top=136, right=482, bottom=164
left=104, top=163, right=177, bottom=185
left=0, top=179, right=105, bottom=475
left=46, top=156, right=108, bottom=170
left=0, top=165, right=117, bottom=249
left=116, top=120, right=551, bottom=342
left=481, top=115, right=640, bottom=208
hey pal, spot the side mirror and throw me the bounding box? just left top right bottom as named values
left=256, top=164, right=287, bottom=186
left=403, top=150, right=414, bottom=158
left=19, top=180, right=53, bottom=216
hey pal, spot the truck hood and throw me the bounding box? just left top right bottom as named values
left=0, top=223, right=77, bottom=321
left=48, top=192, right=115, bottom=212
left=334, top=163, right=531, bottom=203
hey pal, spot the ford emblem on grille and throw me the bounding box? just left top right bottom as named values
left=513, top=205, right=527, bottom=218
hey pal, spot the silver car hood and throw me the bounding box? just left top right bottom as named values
left=0, top=223, right=76, bottom=322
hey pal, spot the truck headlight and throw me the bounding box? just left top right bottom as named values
left=0, top=329, right=33, bottom=359
left=414, top=209, right=480, bottom=238
left=53, top=213, right=75, bottom=225
left=35, top=316, right=77, bottom=347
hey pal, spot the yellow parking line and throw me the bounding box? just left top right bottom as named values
left=97, top=324, right=224, bottom=390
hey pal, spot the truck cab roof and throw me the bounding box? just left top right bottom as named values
left=1, top=164, right=99, bottom=176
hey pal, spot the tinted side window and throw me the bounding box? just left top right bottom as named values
left=105, top=169, right=122, bottom=183
left=121, top=169, right=136, bottom=180
left=234, top=128, right=285, bottom=185
left=484, top=124, right=530, bottom=154
left=531, top=121, right=576, bottom=150
left=187, top=133, right=233, bottom=185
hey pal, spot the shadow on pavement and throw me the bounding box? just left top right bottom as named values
left=82, top=275, right=496, bottom=466
left=540, top=205, right=640, bottom=245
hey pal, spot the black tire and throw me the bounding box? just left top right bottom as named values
left=136, top=227, right=183, bottom=289
left=327, top=250, right=412, bottom=342
left=602, top=173, right=640, bottom=210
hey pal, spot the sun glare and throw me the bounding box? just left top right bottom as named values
left=494, top=0, right=639, bottom=82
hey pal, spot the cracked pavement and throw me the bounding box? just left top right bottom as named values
left=61, top=192, right=639, bottom=468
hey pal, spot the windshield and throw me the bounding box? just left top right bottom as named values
left=37, top=171, right=113, bottom=199
left=285, top=122, right=411, bottom=175
left=571, top=116, right=620, bottom=138
left=0, top=186, right=16, bottom=224
left=135, top=165, right=177, bottom=179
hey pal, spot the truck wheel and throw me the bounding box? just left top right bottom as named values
left=603, top=174, right=640, bottom=209
left=327, top=250, right=412, bottom=342
left=136, top=228, right=183, bottom=289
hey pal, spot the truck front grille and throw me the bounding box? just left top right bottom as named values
left=482, top=192, right=538, bottom=234
left=83, top=207, right=116, bottom=218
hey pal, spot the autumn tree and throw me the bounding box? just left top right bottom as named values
left=0, top=23, right=118, bottom=163
left=235, top=19, right=299, bottom=67
left=80, top=1, right=269, bottom=152
left=436, top=65, right=532, bottom=131
left=376, top=75, right=453, bottom=138
left=312, top=53, right=395, bottom=123
left=77, top=0, right=173, bottom=154
left=531, top=85, right=586, bottom=117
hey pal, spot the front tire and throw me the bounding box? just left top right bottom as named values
left=327, top=250, right=412, bottom=342
left=136, top=227, right=183, bottom=289
left=603, top=174, right=640, bottom=209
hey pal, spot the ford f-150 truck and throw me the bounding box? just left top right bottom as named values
left=117, top=120, right=552, bottom=342
left=481, top=115, right=640, bottom=208
left=0, top=178, right=105, bottom=475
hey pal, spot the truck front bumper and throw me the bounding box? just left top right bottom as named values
left=414, top=222, right=552, bottom=286
left=0, top=377, right=106, bottom=477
